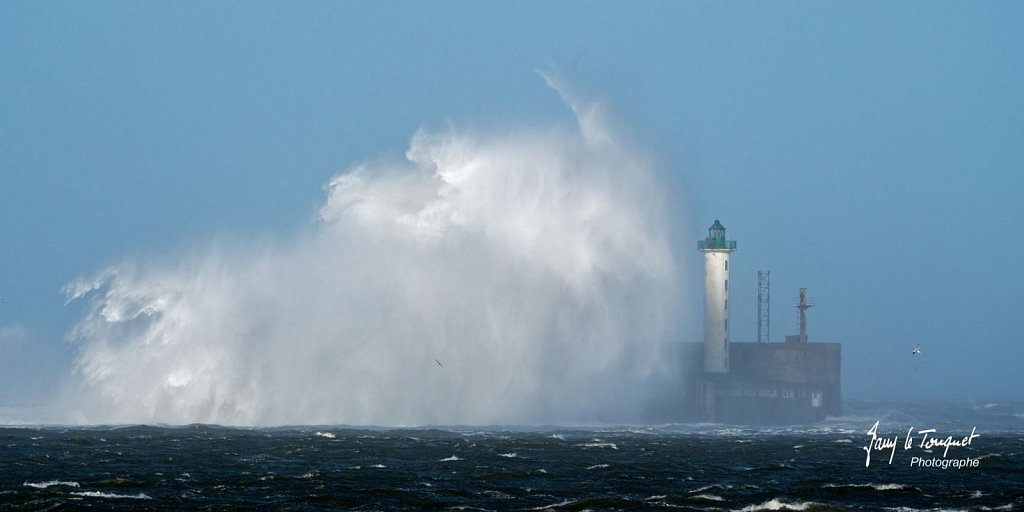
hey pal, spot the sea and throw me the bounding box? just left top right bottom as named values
left=1, top=401, right=1021, bottom=511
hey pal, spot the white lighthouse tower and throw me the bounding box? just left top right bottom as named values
left=699, top=219, right=736, bottom=373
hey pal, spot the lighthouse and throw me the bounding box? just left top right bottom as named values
left=685, top=219, right=840, bottom=423
left=698, top=219, right=736, bottom=373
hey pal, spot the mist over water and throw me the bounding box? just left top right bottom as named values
left=61, top=81, right=684, bottom=426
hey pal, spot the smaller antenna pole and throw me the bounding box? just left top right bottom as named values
left=796, top=287, right=814, bottom=343
left=757, top=271, right=770, bottom=343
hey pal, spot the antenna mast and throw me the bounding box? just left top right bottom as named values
left=757, top=271, right=770, bottom=343
left=796, top=287, right=815, bottom=343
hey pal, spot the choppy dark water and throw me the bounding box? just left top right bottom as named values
left=2, top=402, right=1022, bottom=511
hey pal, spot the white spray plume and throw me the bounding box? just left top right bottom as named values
left=62, top=79, right=684, bottom=426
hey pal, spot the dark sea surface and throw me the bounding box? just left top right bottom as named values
left=1, top=401, right=1021, bottom=511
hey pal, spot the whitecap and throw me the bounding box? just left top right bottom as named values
left=692, top=494, right=725, bottom=501
left=586, top=464, right=609, bottom=470
left=734, top=498, right=819, bottom=511
left=313, top=431, right=335, bottom=439
left=23, top=481, right=80, bottom=489
left=440, top=455, right=462, bottom=462
left=627, top=429, right=657, bottom=435
left=523, top=499, right=577, bottom=511
left=71, top=491, right=152, bottom=500
left=823, top=483, right=910, bottom=491
left=583, top=442, right=618, bottom=450
left=693, top=484, right=730, bottom=493
left=871, top=484, right=910, bottom=491
left=499, top=452, right=517, bottom=458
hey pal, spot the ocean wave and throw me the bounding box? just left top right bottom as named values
left=71, top=491, right=152, bottom=500
left=885, top=508, right=998, bottom=512
left=691, top=493, right=725, bottom=501
left=583, top=441, right=618, bottom=450
left=239, top=453, right=284, bottom=464
left=692, top=483, right=760, bottom=493
left=23, top=480, right=80, bottom=489
left=823, top=483, right=912, bottom=491
left=863, top=483, right=908, bottom=491
left=483, top=490, right=515, bottom=500
left=980, top=505, right=1014, bottom=511
left=523, top=499, right=578, bottom=511
left=734, top=499, right=821, bottom=511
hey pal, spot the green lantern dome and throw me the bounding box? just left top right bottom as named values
left=698, top=219, right=737, bottom=251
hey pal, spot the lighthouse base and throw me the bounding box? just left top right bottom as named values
left=680, top=340, right=841, bottom=425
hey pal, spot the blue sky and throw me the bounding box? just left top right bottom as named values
left=2, top=1, right=1022, bottom=412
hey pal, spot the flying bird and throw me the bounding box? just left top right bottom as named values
left=435, top=359, right=444, bottom=368
left=912, top=344, right=921, bottom=355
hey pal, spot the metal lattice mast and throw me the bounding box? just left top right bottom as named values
left=757, top=271, right=770, bottom=343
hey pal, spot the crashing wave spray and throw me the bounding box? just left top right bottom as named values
left=62, top=77, right=684, bottom=426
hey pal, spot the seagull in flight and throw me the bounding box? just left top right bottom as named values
left=912, top=344, right=921, bottom=355
left=435, top=359, right=444, bottom=368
